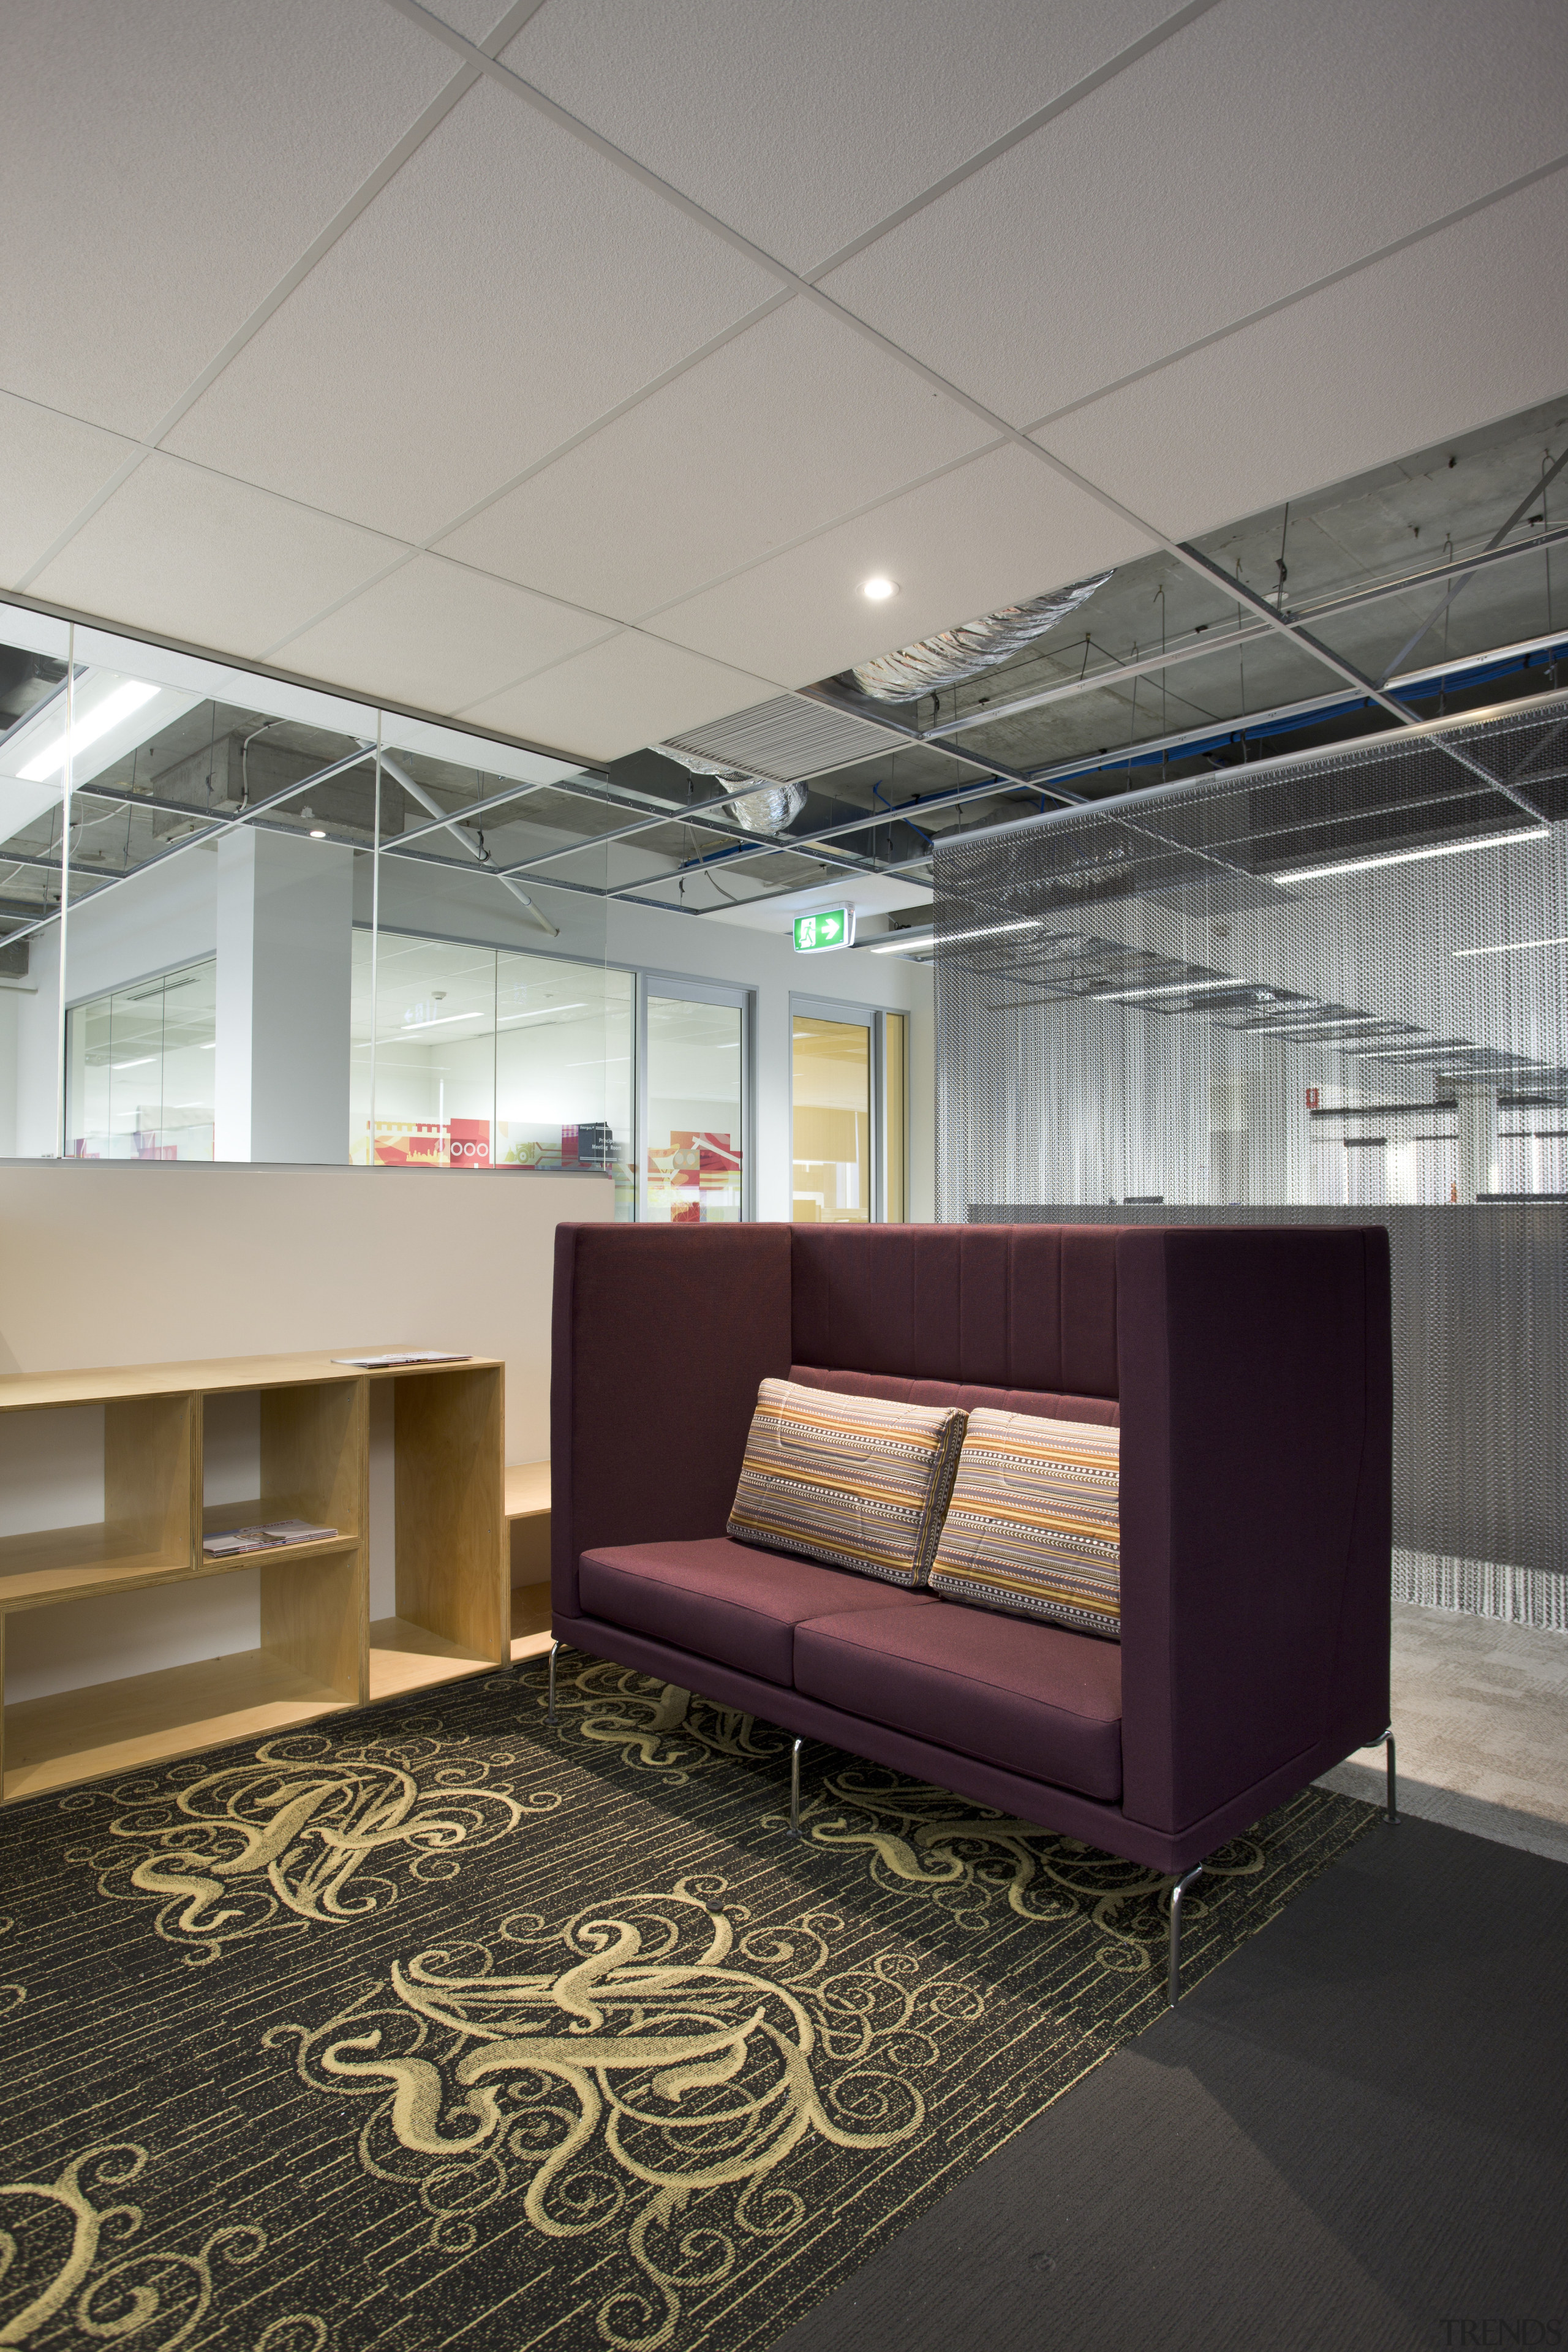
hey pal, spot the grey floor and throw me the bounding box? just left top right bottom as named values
left=775, top=1604, right=1568, bottom=2352
left=778, top=1815, right=1568, bottom=2352
left=1320, top=1599, right=1568, bottom=1864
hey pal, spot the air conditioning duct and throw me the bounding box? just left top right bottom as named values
left=655, top=744, right=807, bottom=834
left=848, top=573, right=1113, bottom=703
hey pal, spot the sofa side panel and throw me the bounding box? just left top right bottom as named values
left=551, top=1224, right=793, bottom=1617
left=1117, top=1224, right=1389, bottom=1835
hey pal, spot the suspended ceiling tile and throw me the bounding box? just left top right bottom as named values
left=649, top=443, right=1158, bottom=688
left=460, top=633, right=785, bottom=764
left=500, top=0, right=1176, bottom=272
left=273, top=554, right=614, bottom=713
left=1036, top=172, right=1568, bottom=544
left=163, top=78, right=778, bottom=546
left=435, top=301, right=992, bottom=618
left=28, top=456, right=404, bottom=660
left=1, top=0, right=458, bottom=441
left=423, top=0, right=520, bottom=37
left=817, top=0, right=1568, bottom=428
left=0, top=396, right=138, bottom=590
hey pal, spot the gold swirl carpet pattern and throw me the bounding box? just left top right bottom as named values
left=0, top=1651, right=1376, bottom=2351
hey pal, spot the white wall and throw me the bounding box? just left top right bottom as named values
left=0, top=1159, right=611, bottom=1460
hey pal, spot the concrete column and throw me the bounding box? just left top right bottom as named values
left=216, top=831, right=352, bottom=1163
left=1456, top=1083, right=1499, bottom=1204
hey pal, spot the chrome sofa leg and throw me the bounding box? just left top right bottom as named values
left=547, top=1639, right=562, bottom=1725
left=789, top=1736, right=803, bottom=1839
left=1169, top=1862, right=1204, bottom=2007
left=1381, top=1724, right=1397, bottom=1823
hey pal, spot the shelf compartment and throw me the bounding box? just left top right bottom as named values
left=2, top=1646, right=347, bottom=1804
left=510, top=1585, right=552, bottom=1661
left=0, top=1523, right=192, bottom=1612
left=368, top=1615, right=494, bottom=1700
left=393, top=1368, right=506, bottom=1665
left=202, top=1381, right=366, bottom=1551
left=0, top=1392, right=197, bottom=1612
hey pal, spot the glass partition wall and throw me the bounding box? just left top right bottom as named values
left=0, top=597, right=782, bottom=1212
left=0, top=600, right=654, bottom=1193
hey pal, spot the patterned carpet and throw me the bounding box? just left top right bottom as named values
left=0, top=1650, right=1378, bottom=2352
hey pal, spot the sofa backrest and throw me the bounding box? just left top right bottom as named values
left=790, top=1225, right=1122, bottom=1398
left=790, top=1366, right=1119, bottom=1425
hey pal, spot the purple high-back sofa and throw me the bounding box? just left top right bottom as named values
left=551, top=1221, right=1392, bottom=1899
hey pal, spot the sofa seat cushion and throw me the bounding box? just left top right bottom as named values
left=794, top=1600, right=1123, bottom=1800
left=579, top=1537, right=936, bottom=1687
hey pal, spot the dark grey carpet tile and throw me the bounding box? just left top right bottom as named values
left=774, top=1819, right=1568, bottom=2352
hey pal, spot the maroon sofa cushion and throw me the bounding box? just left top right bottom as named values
left=579, top=1536, right=936, bottom=1688
left=793, top=1599, right=1123, bottom=1800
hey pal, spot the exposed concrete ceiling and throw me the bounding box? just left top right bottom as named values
left=3, top=0, right=1566, bottom=771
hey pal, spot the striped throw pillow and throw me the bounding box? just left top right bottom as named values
left=727, top=1378, right=967, bottom=1588
left=929, top=1408, right=1120, bottom=1639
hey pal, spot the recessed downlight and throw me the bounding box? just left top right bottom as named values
left=861, top=575, right=897, bottom=601
left=309, top=827, right=326, bottom=839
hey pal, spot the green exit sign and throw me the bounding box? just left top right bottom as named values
left=793, top=907, right=855, bottom=952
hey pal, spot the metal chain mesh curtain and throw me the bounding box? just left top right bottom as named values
left=933, top=695, right=1568, bottom=1627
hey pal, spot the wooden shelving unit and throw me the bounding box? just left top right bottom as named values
left=0, top=1351, right=507, bottom=1803
left=506, top=1461, right=552, bottom=1663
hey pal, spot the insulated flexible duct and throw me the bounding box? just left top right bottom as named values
left=849, top=573, right=1113, bottom=703
left=655, top=744, right=807, bottom=834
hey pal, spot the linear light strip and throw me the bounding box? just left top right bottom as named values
left=868, top=917, right=1041, bottom=954
left=1274, top=829, right=1548, bottom=885
left=1455, top=934, right=1568, bottom=959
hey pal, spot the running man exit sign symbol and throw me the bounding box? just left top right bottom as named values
left=793, top=907, right=855, bottom=952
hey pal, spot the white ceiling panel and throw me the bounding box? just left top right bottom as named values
left=422, top=0, right=521, bottom=38
left=0, top=0, right=457, bottom=441
left=163, top=78, right=778, bottom=545
left=1038, top=172, right=1568, bottom=543
left=434, top=300, right=992, bottom=618
left=649, top=444, right=1158, bottom=688
left=274, top=553, right=614, bottom=713
left=818, top=0, right=1568, bottom=429
left=501, top=0, right=1177, bottom=271
left=0, top=396, right=137, bottom=590
left=460, top=633, right=785, bottom=764
left=28, top=456, right=404, bottom=660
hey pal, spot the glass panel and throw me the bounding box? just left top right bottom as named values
left=66, top=957, right=216, bottom=1159
left=646, top=995, right=743, bottom=1222
left=793, top=1015, right=870, bottom=1223
left=495, top=951, right=632, bottom=1205
left=349, top=930, right=631, bottom=1186
left=883, top=1011, right=907, bottom=1222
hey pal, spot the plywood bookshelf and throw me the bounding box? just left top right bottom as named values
left=0, top=1351, right=507, bottom=1803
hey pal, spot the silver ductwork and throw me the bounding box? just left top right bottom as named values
left=850, top=573, right=1113, bottom=703
left=656, top=744, right=807, bottom=834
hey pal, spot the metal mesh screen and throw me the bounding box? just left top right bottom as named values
left=933, top=695, right=1568, bottom=1627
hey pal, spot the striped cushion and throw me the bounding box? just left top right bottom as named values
left=929, top=1408, right=1120, bottom=1639
left=726, top=1378, right=967, bottom=1588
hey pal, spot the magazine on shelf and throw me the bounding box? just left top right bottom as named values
left=331, top=1351, right=472, bottom=1368
left=202, top=1518, right=339, bottom=1557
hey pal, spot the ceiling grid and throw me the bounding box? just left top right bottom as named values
left=2, top=0, right=1566, bottom=772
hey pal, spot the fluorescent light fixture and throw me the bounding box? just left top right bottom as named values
left=1455, top=934, right=1568, bottom=959
left=19, top=680, right=159, bottom=782
left=397, top=1010, right=488, bottom=1033
left=1274, top=829, right=1547, bottom=886
left=111, top=1056, right=156, bottom=1071
left=1091, top=978, right=1240, bottom=1002
left=869, top=918, right=1041, bottom=954
left=861, top=576, right=898, bottom=601
left=499, top=1001, right=586, bottom=1024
